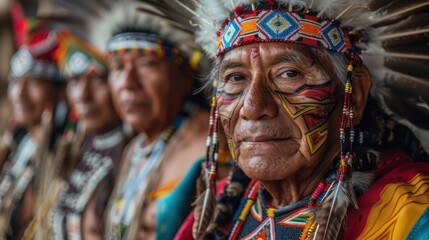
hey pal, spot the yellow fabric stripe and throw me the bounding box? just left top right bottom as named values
left=357, top=174, right=429, bottom=240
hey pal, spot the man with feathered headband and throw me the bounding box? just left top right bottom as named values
left=0, top=20, right=68, bottom=239
left=51, top=0, right=223, bottom=239
left=167, top=0, right=429, bottom=239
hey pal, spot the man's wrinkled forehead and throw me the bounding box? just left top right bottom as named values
left=219, top=43, right=320, bottom=69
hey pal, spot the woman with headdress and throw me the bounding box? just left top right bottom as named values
left=0, top=20, right=68, bottom=239
left=164, top=0, right=429, bottom=239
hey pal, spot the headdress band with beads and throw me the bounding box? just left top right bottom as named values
left=217, top=9, right=352, bottom=56
left=10, top=47, right=62, bottom=82
left=106, top=32, right=185, bottom=65
left=57, top=32, right=108, bottom=79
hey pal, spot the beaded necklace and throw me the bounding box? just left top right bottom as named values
left=229, top=180, right=331, bottom=240
left=109, top=113, right=188, bottom=237
left=52, top=126, right=125, bottom=240
left=0, top=133, right=37, bottom=205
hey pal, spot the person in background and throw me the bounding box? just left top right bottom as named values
left=38, top=31, right=130, bottom=240
left=101, top=5, right=211, bottom=240
left=0, top=21, right=67, bottom=239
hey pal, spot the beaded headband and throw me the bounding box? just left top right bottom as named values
left=106, top=32, right=186, bottom=65
left=217, top=9, right=352, bottom=56
left=10, top=47, right=62, bottom=82
left=57, top=32, right=107, bottom=79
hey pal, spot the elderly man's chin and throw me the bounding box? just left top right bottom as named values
left=236, top=141, right=304, bottom=181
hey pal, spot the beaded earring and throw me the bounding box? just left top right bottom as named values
left=311, top=60, right=359, bottom=239
left=194, top=79, right=220, bottom=238
left=338, top=61, right=354, bottom=182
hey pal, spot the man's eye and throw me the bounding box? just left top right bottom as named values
left=224, top=74, right=246, bottom=83
left=280, top=70, right=299, bottom=78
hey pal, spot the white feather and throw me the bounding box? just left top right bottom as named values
left=87, top=1, right=199, bottom=61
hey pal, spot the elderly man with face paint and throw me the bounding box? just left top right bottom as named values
left=0, top=22, right=67, bottom=239
left=166, top=0, right=429, bottom=240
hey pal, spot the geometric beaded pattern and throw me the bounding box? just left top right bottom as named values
left=107, top=32, right=184, bottom=64
left=217, top=10, right=350, bottom=56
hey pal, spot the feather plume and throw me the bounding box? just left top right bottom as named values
left=351, top=171, right=373, bottom=195
left=51, top=0, right=204, bottom=62
left=280, top=0, right=308, bottom=8
left=220, top=0, right=260, bottom=11
left=312, top=180, right=355, bottom=240
left=380, top=90, right=429, bottom=129
left=384, top=70, right=429, bottom=102
left=367, top=0, right=394, bottom=11
left=373, top=13, right=429, bottom=41
left=369, top=0, right=429, bottom=27
left=192, top=171, right=216, bottom=240
left=312, top=0, right=350, bottom=18
left=362, top=4, right=429, bottom=137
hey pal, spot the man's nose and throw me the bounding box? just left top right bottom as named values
left=240, top=74, right=278, bottom=120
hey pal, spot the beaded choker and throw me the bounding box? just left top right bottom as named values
left=229, top=180, right=331, bottom=240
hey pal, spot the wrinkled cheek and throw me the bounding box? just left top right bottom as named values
left=216, top=92, right=242, bottom=136
left=216, top=91, right=242, bottom=160
left=275, top=94, right=336, bottom=158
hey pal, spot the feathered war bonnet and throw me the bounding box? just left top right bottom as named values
left=9, top=19, right=64, bottom=83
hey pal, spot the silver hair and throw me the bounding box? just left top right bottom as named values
left=323, top=50, right=349, bottom=86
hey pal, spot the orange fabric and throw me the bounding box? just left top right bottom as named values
left=149, top=178, right=180, bottom=200
left=241, top=18, right=258, bottom=35
left=301, top=21, right=321, bottom=38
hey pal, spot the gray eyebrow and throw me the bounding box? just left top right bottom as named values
left=279, top=51, right=315, bottom=66
left=219, top=61, right=246, bottom=73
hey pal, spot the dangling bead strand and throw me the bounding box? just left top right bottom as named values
left=338, top=61, right=354, bottom=178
